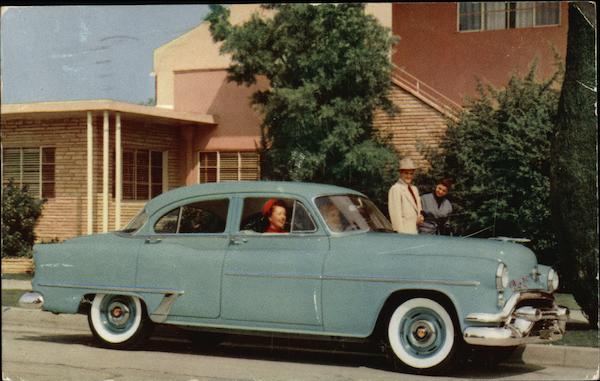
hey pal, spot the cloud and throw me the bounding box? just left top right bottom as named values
left=79, top=21, right=90, bottom=43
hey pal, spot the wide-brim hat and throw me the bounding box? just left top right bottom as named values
left=399, top=157, right=417, bottom=170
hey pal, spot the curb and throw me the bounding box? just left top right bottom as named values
left=2, top=307, right=598, bottom=369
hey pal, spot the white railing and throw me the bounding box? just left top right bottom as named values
left=391, top=64, right=462, bottom=116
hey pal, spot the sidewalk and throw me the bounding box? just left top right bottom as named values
left=3, top=279, right=598, bottom=370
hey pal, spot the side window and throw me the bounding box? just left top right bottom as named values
left=179, top=199, right=228, bottom=233
left=291, top=200, right=316, bottom=233
left=153, top=199, right=229, bottom=234
left=154, top=208, right=180, bottom=233
left=239, top=197, right=316, bottom=234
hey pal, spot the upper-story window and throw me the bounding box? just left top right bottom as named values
left=198, top=151, right=260, bottom=183
left=459, top=2, right=560, bottom=32
left=2, top=147, right=55, bottom=198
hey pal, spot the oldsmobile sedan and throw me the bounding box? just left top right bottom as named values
left=20, top=181, right=568, bottom=373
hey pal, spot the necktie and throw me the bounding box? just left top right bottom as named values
left=407, top=185, right=418, bottom=207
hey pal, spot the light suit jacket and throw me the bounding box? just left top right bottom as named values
left=388, top=179, right=422, bottom=234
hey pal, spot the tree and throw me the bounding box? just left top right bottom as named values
left=550, top=3, right=598, bottom=327
left=1, top=180, right=45, bottom=258
left=206, top=4, right=400, bottom=206
left=419, top=63, right=562, bottom=263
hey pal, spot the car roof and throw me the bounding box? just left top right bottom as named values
left=144, top=181, right=364, bottom=214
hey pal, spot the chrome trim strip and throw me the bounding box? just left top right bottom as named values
left=224, top=272, right=480, bottom=287
left=150, top=293, right=181, bottom=323
left=37, top=283, right=184, bottom=295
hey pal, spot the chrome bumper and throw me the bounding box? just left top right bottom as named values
left=18, top=292, right=44, bottom=309
left=463, top=291, right=569, bottom=346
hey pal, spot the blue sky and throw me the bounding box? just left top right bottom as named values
left=1, top=5, right=211, bottom=104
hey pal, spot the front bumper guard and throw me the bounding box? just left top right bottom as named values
left=18, top=292, right=44, bottom=309
left=463, top=291, right=569, bottom=346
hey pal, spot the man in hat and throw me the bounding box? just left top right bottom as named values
left=388, top=158, right=423, bottom=234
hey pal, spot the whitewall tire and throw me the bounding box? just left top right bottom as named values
left=387, top=298, right=457, bottom=373
left=88, top=294, right=151, bottom=349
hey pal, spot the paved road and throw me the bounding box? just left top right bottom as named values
left=2, top=308, right=598, bottom=381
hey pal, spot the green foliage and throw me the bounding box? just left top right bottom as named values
left=419, top=63, right=562, bottom=263
left=206, top=4, right=400, bottom=206
left=550, top=3, right=598, bottom=327
left=1, top=180, right=46, bottom=258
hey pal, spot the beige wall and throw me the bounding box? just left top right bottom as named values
left=154, top=4, right=393, bottom=109
left=1, top=114, right=186, bottom=240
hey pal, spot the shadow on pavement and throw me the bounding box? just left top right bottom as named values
left=17, top=328, right=542, bottom=379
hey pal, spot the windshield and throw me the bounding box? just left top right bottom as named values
left=315, top=195, right=393, bottom=233
left=120, top=209, right=148, bottom=234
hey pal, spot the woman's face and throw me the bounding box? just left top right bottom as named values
left=400, top=169, right=415, bottom=184
left=435, top=184, right=449, bottom=197
left=269, top=205, right=287, bottom=230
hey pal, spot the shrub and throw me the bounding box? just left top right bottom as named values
left=418, top=63, right=562, bottom=265
left=1, top=180, right=45, bottom=258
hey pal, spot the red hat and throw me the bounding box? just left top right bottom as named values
left=262, top=198, right=277, bottom=216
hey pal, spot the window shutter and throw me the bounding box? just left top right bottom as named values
left=122, top=150, right=135, bottom=200
left=136, top=150, right=149, bottom=200
left=219, top=152, right=239, bottom=182
left=41, top=147, right=55, bottom=198
left=199, top=152, right=218, bottom=183
left=240, top=152, right=260, bottom=180
left=150, top=151, right=163, bottom=198
left=2, top=148, right=21, bottom=187
left=22, top=148, right=40, bottom=196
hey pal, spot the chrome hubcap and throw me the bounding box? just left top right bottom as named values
left=107, top=301, right=130, bottom=327
left=409, top=320, right=436, bottom=348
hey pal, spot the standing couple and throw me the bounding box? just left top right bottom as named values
left=388, top=158, right=453, bottom=235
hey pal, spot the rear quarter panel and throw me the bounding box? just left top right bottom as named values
left=33, top=233, right=141, bottom=313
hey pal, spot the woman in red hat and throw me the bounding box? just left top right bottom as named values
left=262, top=199, right=288, bottom=233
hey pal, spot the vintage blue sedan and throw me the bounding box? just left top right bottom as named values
left=20, top=181, right=567, bottom=373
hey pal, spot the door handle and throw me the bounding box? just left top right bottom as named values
left=229, top=237, right=248, bottom=245
left=145, top=237, right=162, bottom=244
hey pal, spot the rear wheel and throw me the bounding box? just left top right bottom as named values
left=386, top=298, right=458, bottom=374
left=88, top=294, right=153, bottom=349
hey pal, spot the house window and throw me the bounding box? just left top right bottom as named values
left=119, top=149, right=164, bottom=200
left=459, top=2, right=560, bottom=31
left=198, top=151, right=260, bottom=183
left=1, top=147, right=55, bottom=198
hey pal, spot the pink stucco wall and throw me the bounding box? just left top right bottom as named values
left=174, top=69, right=267, bottom=151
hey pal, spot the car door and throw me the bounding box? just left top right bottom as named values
left=222, top=195, right=328, bottom=326
left=135, top=196, right=231, bottom=319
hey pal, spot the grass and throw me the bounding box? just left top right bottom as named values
left=1, top=289, right=26, bottom=307
left=1, top=273, right=33, bottom=281
left=555, top=328, right=599, bottom=347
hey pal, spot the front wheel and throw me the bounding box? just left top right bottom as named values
left=386, top=298, right=458, bottom=374
left=88, top=294, right=153, bottom=349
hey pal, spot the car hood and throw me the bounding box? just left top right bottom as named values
left=332, top=232, right=538, bottom=271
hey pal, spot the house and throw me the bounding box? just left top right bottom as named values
left=0, top=3, right=567, bottom=241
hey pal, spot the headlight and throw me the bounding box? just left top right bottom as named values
left=496, top=262, right=509, bottom=290
left=548, top=269, right=559, bottom=292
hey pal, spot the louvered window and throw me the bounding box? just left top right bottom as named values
left=459, top=2, right=560, bottom=31
left=198, top=151, right=260, bottom=183
left=2, top=147, right=55, bottom=198
left=118, top=149, right=164, bottom=200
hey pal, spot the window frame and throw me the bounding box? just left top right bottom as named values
left=237, top=196, right=319, bottom=236
left=150, top=196, right=232, bottom=236
left=1, top=146, right=55, bottom=199
left=117, top=148, right=166, bottom=201
left=198, top=151, right=260, bottom=183
left=457, top=2, right=561, bottom=32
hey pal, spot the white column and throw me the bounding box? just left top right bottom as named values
left=87, top=112, right=94, bottom=235
left=115, top=113, right=122, bottom=230
left=102, top=111, right=109, bottom=233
